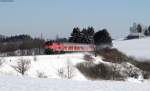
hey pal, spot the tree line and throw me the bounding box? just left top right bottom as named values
left=0, top=34, right=45, bottom=56
left=0, top=34, right=32, bottom=43
left=47, top=26, right=112, bottom=46
left=69, top=27, right=95, bottom=44
left=69, top=27, right=112, bottom=46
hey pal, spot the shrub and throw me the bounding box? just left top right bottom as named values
left=83, top=54, right=95, bottom=62
left=128, top=57, right=150, bottom=79
left=96, top=48, right=150, bottom=79
left=128, top=58, right=150, bottom=72
left=0, top=57, right=4, bottom=66
left=12, top=58, right=31, bottom=75
left=96, top=48, right=128, bottom=63
left=33, top=55, right=37, bottom=61
left=76, top=62, right=123, bottom=80
left=56, top=61, right=75, bottom=79
left=143, top=71, right=150, bottom=79
left=37, top=71, right=48, bottom=78
left=76, top=61, right=144, bottom=81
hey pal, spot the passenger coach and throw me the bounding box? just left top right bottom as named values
left=44, top=42, right=95, bottom=52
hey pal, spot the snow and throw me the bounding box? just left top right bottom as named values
left=0, top=52, right=145, bottom=83
left=0, top=75, right=149, bottom=91
left=113, top=37, right=150, bottom=59
left=0, top=53, right=89, bottom=80
left=126, top=77, right=143, bottom=83
left=0, top=53, right=106, bottom=81
left=0, top=51, right=147, bottom=91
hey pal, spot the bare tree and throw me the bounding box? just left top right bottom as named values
left=57, top=68, right=66, bottom=79
left=57, top=60, right=75, bottom=79
left=66, top=61, right=75, bottom=79
left=12, top=58, right=31, bottom=75
left=112, top=63, right=121, bottom=80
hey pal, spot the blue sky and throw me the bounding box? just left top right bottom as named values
left=0, top=0, right=149, bottom=39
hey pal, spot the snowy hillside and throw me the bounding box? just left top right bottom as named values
left=0, top=53, right=89, bottom=80
left=0, top=51, right=146, bottom=82
left=113, top=37, right=150, bottom=59
left=0, top=75, right=149, bottom=91
left=0, top=46, right=148, bottom=91
left=0, top=53, right=108, bottom=81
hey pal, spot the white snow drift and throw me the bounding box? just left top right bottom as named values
left=113, top=37, right=150, bottom=59
left=0, top=53, right=90, bottom=80
left=0, top=75, right=149, bottom=91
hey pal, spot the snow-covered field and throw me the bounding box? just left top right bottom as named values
left=0, top=75, right=150, bottom=91
left=113, top=37, right=150, bottom=59
left=0, top=53, right=92, bottom=80
left=0, top=52, right=147, bottom=91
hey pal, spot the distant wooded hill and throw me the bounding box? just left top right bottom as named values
left=0, top=34, right=45, bottom=56
left=0, top=34, right=32, bottom=43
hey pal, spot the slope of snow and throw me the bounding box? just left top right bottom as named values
left=0, top=76, right=149, bottom=91
left=113, top=37, right=150, bottom=59
left=0, top=53, right=104, bottom=80
left=0, top=52, right=145, bottom=83
left=0, top=53, right=87, bottom=80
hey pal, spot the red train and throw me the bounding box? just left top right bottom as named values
left=44, top=42, right=95, bottom=52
